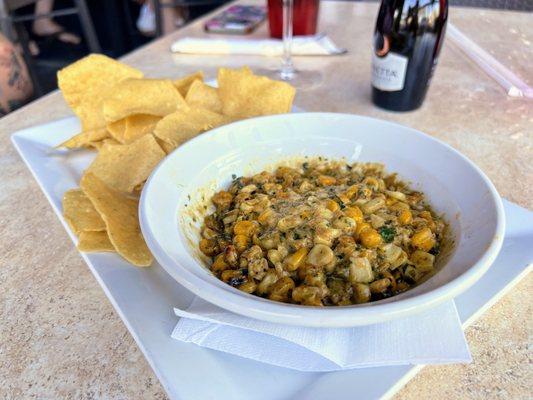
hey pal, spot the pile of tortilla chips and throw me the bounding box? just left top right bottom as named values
left=58, top=54, right=296, bottom=267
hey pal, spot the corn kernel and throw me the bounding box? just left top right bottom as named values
left=410, top=250, right=435, bottom=271
left=238, top=281, right=257, bottom=294
left=292, top=285, right=323, bottom=306
left=325, top=199, right=340, bottom=213
left=355, top=221, right=371, bottom=237
left=411, top=227, right=435, bottom=251
left=344, top=206, right=364, bottom=224
left=419, top=211, right=432, bottom=219
left=202, top=227, right=218, bottom=240
left=277, top=215, right=302, bottom=232
left=419, top=211, right=436, bottom=230
left=385, top=197, right=397, bottom=206
left=233, top=234, right=250, bottom=253
left=257, top=209, right=270, bottom=224
left=359, top=228, right=383, bottom=248
left=199, top=238, right=218, bottom=256
left=359, top=187, right=372, bottom=198
left=363, top=177, right=379, bottom=190
left=390, top=201, right=410, bottom=212
left=317, top=175, right=337, bottom=186
left=385, top=190, right=407, bottom=201
left=257, top=208, right=275, bottom=226
left=268, top=277, right=295, bottom=302
left=398, top=209, right=412, bottom=225
left=396, top=281, right=410, bottom=292
left=345, top=185, right=359, bottom=199
left=349, top=257, right=374, bottom=283
left=224, top=244, right=238, bottom=265
left=370, top=278, right=391, bottom=293
left=234, top=220, right=256, bottom=236
left=307, top=244, right=335, bottom=266
left=284, top=248, right=309, bottom=271
left=300, top=209, right=313, bottom=219
left=353, top=283, right=371, bottom=304
left=221, top=270, right=241, bottom=283
left=337, top=193, right=351, bottom=204
left=361, top=197, right=385, bottom=214
left=211, top=254, right=228, bottom=272
left=211, top=190, right=233, bottom=209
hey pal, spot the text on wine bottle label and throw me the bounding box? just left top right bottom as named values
left=372, top=52, right=408, bottom=91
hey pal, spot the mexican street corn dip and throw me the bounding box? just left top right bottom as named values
left=198, top=159, right=447, bottom=306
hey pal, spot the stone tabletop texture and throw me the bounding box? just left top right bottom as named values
left=1, top=1, right=531, bottom=399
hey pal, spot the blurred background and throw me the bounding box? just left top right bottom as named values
left=0, top=0, right=530, bottom=116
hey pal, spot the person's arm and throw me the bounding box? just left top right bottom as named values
left=0, top=34, right=33, bottom=116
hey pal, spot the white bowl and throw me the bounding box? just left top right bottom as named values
left=140, top=113, right=505, bottom=327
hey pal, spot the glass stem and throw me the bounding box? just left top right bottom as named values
left=280, top=0, right=295, bottom=80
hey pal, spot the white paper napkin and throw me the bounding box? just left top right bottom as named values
left=172, top=298, right=471, bottom=372
left=170, top=34, right=346, bottom=56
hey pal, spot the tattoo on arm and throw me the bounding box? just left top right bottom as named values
left=0, top=50, right=31, bottom=91
left=8, top=52, right=21, bottom=87
left=8, top=52, right=31, bottom=93
left=0, top=45, right=32, bottom=114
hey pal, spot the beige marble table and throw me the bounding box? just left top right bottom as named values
left=1, top=1, right=531, bottom=398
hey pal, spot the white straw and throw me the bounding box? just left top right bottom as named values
left=447, top=23, right=533, bottom=99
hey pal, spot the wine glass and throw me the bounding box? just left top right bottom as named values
left=260, top=0, right=322, bottom=89
left=280, top=0, right=296, bottom=81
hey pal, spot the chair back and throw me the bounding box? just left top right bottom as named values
left=3, top=0, right=39, bottom=13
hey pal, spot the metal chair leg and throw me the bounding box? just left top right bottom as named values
left=73, top=0, right=101, bottom=53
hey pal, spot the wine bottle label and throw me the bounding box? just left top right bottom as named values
left=372, top=52, right=408, bottom=91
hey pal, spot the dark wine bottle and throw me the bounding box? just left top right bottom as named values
left=371, top=0, right=448, bottom=111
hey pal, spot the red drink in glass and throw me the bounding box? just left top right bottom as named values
left=268, top=0, right=320, bottom=39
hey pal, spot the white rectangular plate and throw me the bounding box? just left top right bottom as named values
left=12, top=117, right=533, bottom=400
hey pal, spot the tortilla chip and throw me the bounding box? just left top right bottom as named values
left=153, top=108, right=230, bottom=148
left=63, top=189, right=106, bottom=234
left=132, top=181, right=145, bottom=197
left=76, top=96, right=108, bottom=132
left=124, top=114, right=160, bottom=143
left=107, top=119, right=126, bottom=142
left=173, top=71, right=204, bottom=96
left=86, top=134, right=165, bottom=193
left=185, top=80, right=223, bottom=113
left=103, top=78, right=187, bottom=122
left=80, top=172, right=152, bottom=266
left=57, top=54, right=143, bottom=112
left=57, top=128, right=109, bottom=149
left=90, top=138, right=121, bottom=150
left=154, top=136, right=176, bottom=154
left=107, top=115, right=160, bottom=144
left=77, top=231, right=115, bottom=252
left=218, top=67, right=295, bottom=118
left=57, top=54, right=143, bottom=131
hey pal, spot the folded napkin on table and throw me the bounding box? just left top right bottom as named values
left=170, top=34, right=346, bottom=56
left=172, top=297, right=471, bottom=372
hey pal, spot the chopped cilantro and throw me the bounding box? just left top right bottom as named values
left=379, top=226, right=396, bottom=243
